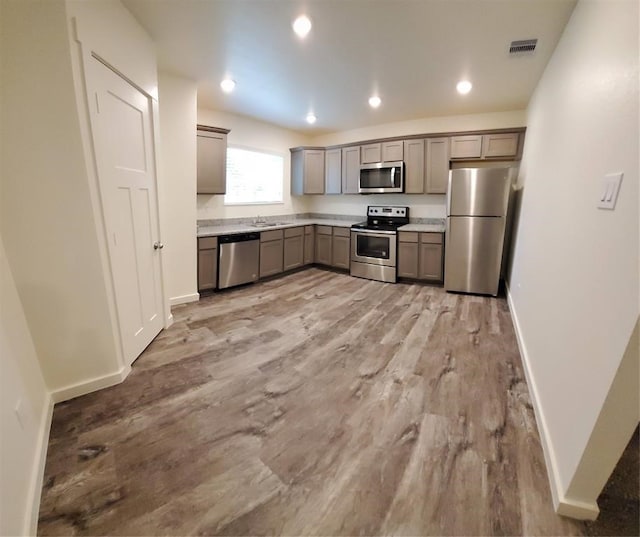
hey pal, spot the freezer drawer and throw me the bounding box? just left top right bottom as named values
left=445, top=216, right=506, bottom=296
left=448, top=168, right=511, bottom=217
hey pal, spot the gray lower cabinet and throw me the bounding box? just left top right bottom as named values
left=332, top=227, right=350, bottom=270
left=324, top=148, right=342, bottom=194
left=283, top=227, right=304, bottom=271
left=397, top=232, right=419, bottom=278
left=304, top=225, right=314, bottom=264
left=419, top=233, right=444, bottom=281
left=291, top=148, right=325, bottom=195
left=404, top=139, right=425, bottom=194
left=426, top=137, right=450, bottom=194
left=197, top=236, right=218, bottom=291
left=341, top=146, right=360, bottom=194
left=259, top=229, right=284, bottom=277
left=315, top=226, right=332, bottom=265
left=197, top=126, right=229, bottom=195
left=398, top=231, right=443, bottom=282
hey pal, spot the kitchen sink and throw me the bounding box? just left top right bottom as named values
left=249, top=221, right=290, bottom=228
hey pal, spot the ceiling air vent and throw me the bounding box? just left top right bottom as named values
left=509, top=39, right=538, bottom=55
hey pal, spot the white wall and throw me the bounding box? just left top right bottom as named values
left=0, top=236, right=51, bottom=535
left=197, top=108, right=312, bottom=220
left=1, top=0, right=122, bottom=395
left=158, top=73, right=199, bottom=305
left=508, top=0, right=639, bottom=518
left=308, top=110, right=526, bottom=219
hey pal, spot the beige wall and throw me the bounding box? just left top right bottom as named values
left=508, top=0, right=639, bottom=517
left=307, top=110, right=526, bottom=219
left=158, top=73, right=198, bottom=305
left=1, top=0, right=122, bottom=394
left=0, top=235, right=50, bottom=536
left=197, top=108, right=312, bottom=220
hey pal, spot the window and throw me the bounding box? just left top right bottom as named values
left=224, top=146, right=284, bottom=205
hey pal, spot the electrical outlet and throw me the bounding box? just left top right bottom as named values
left=598, top=172, right=623, bottom=210
left=14, top=399, right=25, bottom=430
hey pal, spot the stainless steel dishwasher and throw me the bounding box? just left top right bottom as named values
left=218, top=233, right=260, bottom=289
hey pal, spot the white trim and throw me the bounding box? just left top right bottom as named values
left=170, top=292, right=200, bottom=306
left=50, top=365, right=131, bottom=404
left=25, top=395, right=54, bottom=536
left=505, top=283, right=599, bottom=521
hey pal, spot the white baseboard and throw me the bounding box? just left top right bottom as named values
left=25, top=395, right=54, bottom=536
left=50, top=365, right=131, bottom=403
left=505, top=283, right=599, bottom=521
left=169, top=292, right=199, bottom=307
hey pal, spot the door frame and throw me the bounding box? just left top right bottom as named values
left=68, top=17, right=172, bottom=373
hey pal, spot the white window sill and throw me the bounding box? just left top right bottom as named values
left=223, top=200, right=285, bottom=206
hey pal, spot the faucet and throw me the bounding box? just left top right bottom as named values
left=255, top=214, right=267, bottom=224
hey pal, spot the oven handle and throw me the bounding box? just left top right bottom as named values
left=351, top=229, right=397, bottom=236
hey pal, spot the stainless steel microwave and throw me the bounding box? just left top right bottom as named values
left=359, top=161, right=404, bottom=194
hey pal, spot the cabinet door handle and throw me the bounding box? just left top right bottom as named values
left=154, top=242, right=164, bottom=250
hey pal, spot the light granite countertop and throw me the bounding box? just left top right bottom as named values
left=197, top=218, right=362, bottom=238
left=397, top=223, right=445, bottom=233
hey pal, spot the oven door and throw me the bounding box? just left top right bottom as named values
left=351, top=230, right=396, bottom=267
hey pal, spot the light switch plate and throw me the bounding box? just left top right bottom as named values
left=597, top=172, right=623, bottom=210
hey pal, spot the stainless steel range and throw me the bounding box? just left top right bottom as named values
left=350, top=206, right=409, bottom=283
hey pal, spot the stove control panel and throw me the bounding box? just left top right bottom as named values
left=367, top=206, right=408, bottom=218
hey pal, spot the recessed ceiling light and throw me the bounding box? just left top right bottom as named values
left=456, top=80, right=472, bottom=95
left=293, top=15, right=312, bottom=38
left=306, top=113, right=316, bottom=124
left=220, top=78, right=236, bottom=93
left=368, top=96, right=382, bottom=108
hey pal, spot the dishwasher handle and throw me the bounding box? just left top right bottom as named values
left=218, top=232, right=260, bottom=244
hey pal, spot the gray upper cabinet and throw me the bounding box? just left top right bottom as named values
left=291, top=149, right=325, bottom=195
left=482, top=133, right=519, bottom=158
left=426, top=137, right=450, bottom=194
left=403, top=139, right=425, bottom=194
left=324, top=148, right=342, bottom=194
left=360, top=143, right=382, bottom=164
left=341, top=146, right=360, bottom=194
left=382, top=140, right=403, bottom=161
left=197, top=125, right=230, bottom=195
left=450, top=135, right=483, bottom=159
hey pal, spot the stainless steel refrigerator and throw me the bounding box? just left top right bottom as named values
left=445, top=167, right=515, bottom=296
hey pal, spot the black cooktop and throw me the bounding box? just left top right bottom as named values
left=351, top=221, right=404, bottom=232
left=351, top=205, right=410, bottom=232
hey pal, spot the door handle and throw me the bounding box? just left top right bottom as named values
left=153, top=242, right=164, bottom=250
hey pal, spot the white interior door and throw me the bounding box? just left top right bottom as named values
left=90, top=58, right=164, bottom=364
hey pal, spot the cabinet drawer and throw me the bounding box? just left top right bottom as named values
left=260, top=229, right=284, bottom=242
left=332, top=226, right=350, bottom=237
left=284, top=226, right=303, bottom=238
left=316, top=225, right=332, bottom=235
left=304, top=225, right=314, bottom=235
left=398, top=231, right=419, bottom=243
left=420, top=232, right=443, bottom=244
left=198, top=236, right=218, bottom=250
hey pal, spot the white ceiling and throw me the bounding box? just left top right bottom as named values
left=122, top=0, right=576, bottom=135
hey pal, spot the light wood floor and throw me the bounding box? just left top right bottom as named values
left=38, top=268, right=587, bottom=536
